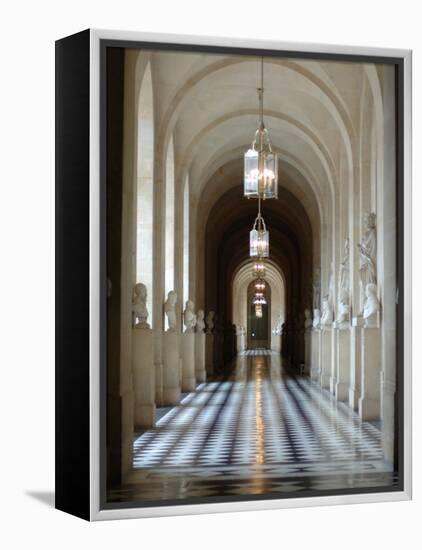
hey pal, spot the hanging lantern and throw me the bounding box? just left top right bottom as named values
left=255, top=304, right=263, bottom=318
left=254, top=278, right=266, bottom=291
left=252, top=292, right=267, bottom=305
left=244, top=58, right=278, bottom=200
left=250, top=213, right=269, bottom=257
left=253, top=261, right=266, bottom=278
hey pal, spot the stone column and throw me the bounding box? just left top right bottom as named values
left=304, top=327, right=312, bottom=375
left=162, top=331, right=181, bottom=405
left=310, top=329, right=321, bottom=381
left=320, top=327, right=332, bottom=389
left=206, top=333, right=214, bottom=375
left=334, top=324, right=350, bottom=401
left=182, top=332, right=196, bottom=391
left=195, top=330, right=206, bottom=383
left=132, top=327, right=155, bottom=428
left=359, top=325, right=381, bottom=420
left=205, top=311, right=215, bottom=376
left=349, top=319, right=362, bottom=410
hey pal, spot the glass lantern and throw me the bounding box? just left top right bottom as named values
left=254, top=278, right=266, bottom=291
left=244, top=121, right=278, bottom=199
left=252, top=292, right=267, bottom=305
left=253, top=261, right=266, bottom=278
left=249, top=213, right=269, bottom=258
left=255, top=304, right=263, bottom=318
left=244, top=148, right=259, bottom=196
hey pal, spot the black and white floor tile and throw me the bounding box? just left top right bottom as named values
left=108, top=352, right=396, bottom=503
left=239, top=348, right=276, bottom=356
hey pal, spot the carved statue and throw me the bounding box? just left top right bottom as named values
left=132, top=283, right=149, bottom=329
left=304, top=308, right=312, bottom=329
left=273, top=313, right=283, bottom=335
left=164, top=290, right=177, bottom=332
left=205, top=311, right=215, bottom=334
left=312, top=268, right=321, bottom=311
left=196, top=309, right=205, bottom=332
left=357, top=212, right=378, bottom=315
left=319, top=262, right=335, bottom=327
left=312, top=309, right=321, bottom=329
left=337, top=238, right=350, bottom=323
left=183, top=300, right=197, bottom=332
left=363, top=283, right=380, bottom=326
left=320, top=295, right=333, bottom=326
left=358, top=212, right=377, bottom=288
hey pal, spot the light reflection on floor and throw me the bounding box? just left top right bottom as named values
left=108, top=351, right=397, bottom=503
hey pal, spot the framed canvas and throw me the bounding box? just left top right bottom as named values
left=55, top=29, right=412, bottom=521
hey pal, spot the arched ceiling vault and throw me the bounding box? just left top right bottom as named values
left=152, top=56, right=359, bottom=161
left=202, top=185, right=313, bottom=319
left=176, top=108, right=337, bottom=190
left=195, top=157, right=322, bottom=249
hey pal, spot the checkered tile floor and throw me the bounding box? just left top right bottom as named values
left=239, top=348, right=276, bottom=356
left=108, top=352, right=396, bottom=503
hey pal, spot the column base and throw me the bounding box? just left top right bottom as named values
left=320, top=373, right=331, bottom=389
left=162, top=387, right=181, bottom=405
left=182, top=377, right=196, bottom=392
left=359, top=396, right=380, bottom=421
left=195, top=370, right=206, bottom=383
left=335, top=381, right=349, bottom=402
left=349, top=387, right=358, bottom=410
left=135, top=403, right=155, bottom=429
left=310, top=366, right=320, bottom=381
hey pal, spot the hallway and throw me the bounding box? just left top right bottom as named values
left=104, top=48, right=399, bottom=504
left=108, top=352, right=395, bottom=503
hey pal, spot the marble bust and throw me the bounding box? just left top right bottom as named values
left=363, top=283, right=380, bottom=326
left=183, top=300, right=197, bottom=333
left=196, top=309, right=205, bottom=332
left=132, top=283, right=149, bottom=329
left=304, top=308, right=312, bottom=329
left=164, top=290, right=177, bottom=332
left=205, top=311, right=215, bottom=333
left=312, top=308, right=321, bottom=329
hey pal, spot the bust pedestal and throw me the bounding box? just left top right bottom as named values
left=205, top=333, right=214, bottom=375
left=333, top=323, right=350, bottom=401
left=237, top=332, right=246, bottom=353
left=195, top=331, right=206, bottom=383
left=182, top=332, right=196, bottom=391
left=349, top=320, right=362, bottom=410
left=132, top=328, right=155, bottom=428
left=358, top=326, right=381, bottom=420
left=320, top=326, right=332, bottom=389
left=163, top=331, right=181, bottom=405
left=310, top=329, right=321, bottom=381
